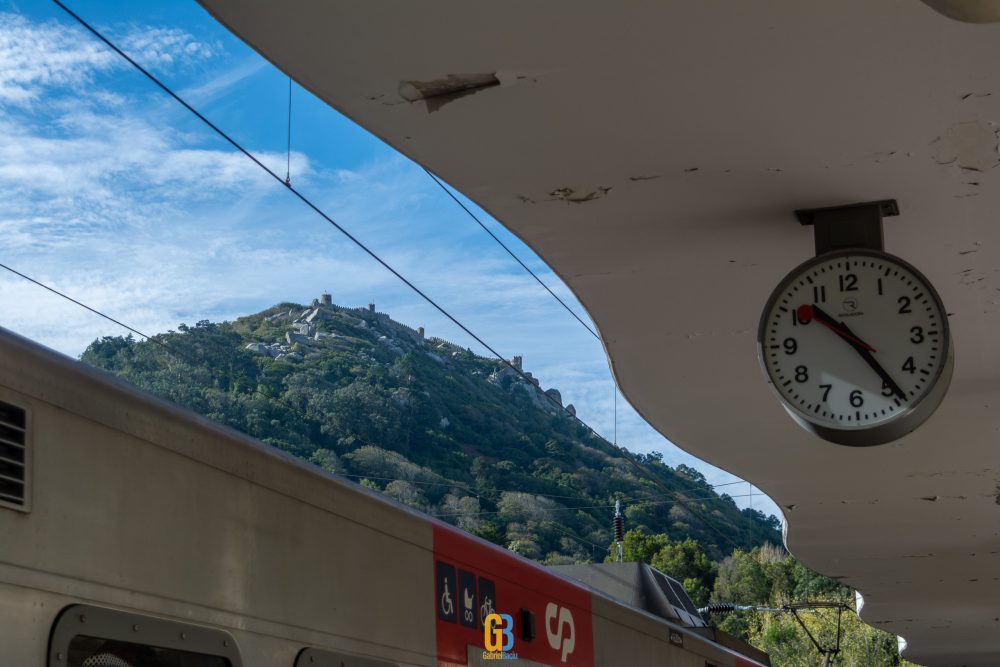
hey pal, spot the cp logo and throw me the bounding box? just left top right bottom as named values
left=484, top=613, right=515, bottom=653
left=545, top=603, right=576, bottom=662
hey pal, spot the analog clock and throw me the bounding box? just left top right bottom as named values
left=757, top=249, right=953, bottom=446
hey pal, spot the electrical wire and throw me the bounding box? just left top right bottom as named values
left=423, top=168, right=600, bottom=341
left=285, top=76, right=292, bottom=185
left=49, top=0, right=767, bottom=549
left=430, top=491, right=760, bottom=519
left=0, top=261, right=197, bottom=368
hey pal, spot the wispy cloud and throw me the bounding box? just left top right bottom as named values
left=179, top=57, right=267, bottom=105
left=0, top=12, right=215, bottom=106
left=0, top=12, right=115, bottom=105
left=118, top=25, right=217, bottom=70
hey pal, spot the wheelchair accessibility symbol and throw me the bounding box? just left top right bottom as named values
left=435, top=561, right=457, bottom=623
left=441, top=579, right=454, bottom=616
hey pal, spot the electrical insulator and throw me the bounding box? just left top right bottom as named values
left=613, top=500, right=624, bottom=543
left=703, top=603, right=738, bottom=615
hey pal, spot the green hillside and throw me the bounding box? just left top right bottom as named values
left=79, top=297, right=919, bottom=664
left=80, top=297, right=780, bottom=563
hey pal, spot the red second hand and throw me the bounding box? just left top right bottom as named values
left=797, top=304, right=876, bottom=353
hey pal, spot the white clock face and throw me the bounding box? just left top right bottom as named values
left=758, top=250, right=951, bottom=443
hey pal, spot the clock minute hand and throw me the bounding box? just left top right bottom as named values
left=802, top=304, right=907, bottom=401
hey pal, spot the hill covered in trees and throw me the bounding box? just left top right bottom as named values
left=80, top=297, right=780, bottom=563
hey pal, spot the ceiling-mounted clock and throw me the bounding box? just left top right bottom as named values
left=757, top=248, right=953, bottom=446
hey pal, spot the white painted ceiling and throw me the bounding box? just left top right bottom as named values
left=197, top=2, right=1000, bottom=664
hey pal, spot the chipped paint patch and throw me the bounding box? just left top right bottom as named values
left=398, top=73, right=500, bottom=112
left=930, top=120, right=1000, bottom=171
left=520, top=186, right=613, bottom=204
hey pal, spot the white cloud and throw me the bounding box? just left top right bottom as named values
left=0, top=13, right=216, bottom=107
left=0, top=12, right=115, bottom=105
left=119, top=26, right=216, bottom=69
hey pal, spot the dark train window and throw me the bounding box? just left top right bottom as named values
left=50, top=605, right=241, bottom=667
left=0, top=399, right=28, bottom=511
left=294, top=647, right=398, bottom=666
left=68, top=636, right=228, bottom=666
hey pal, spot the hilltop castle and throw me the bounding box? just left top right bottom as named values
left=246, top=294, right=574, bottom=416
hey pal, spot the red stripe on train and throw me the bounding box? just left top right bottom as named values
left=433, top=523, right=595, bottom=667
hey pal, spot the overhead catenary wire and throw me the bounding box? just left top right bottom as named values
left=50, top=0, right=767, bottom=549
left=339, top=473, right=748, bottom=498
left=285, top=76, right=293, bottom=185
left=423, top=168, right=600, bottom=341
left=430, top=491, right=762, bottom=519
left=0, top=261, right=198, bottom=367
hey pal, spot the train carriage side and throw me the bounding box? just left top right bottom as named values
left=0, top=327, right=765, bottom=667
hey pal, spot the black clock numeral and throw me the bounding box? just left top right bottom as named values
left=910, top=326, right=924, bottom=344
left=813, top=285, right=826, bottom=303
left=794, top=365, right=809, bottom=383
left=783, top=338, right=797, bottom=354
left=839, top=273, right=858, bottom=292
left=791, top=310, right=810, bottom=326
left=849, top=389, right=864, bottom=407
left=898, top=296, right=911, bottom=314
left=881, top=381, right=894, bottom=397
left=902, top=356, right=916, bottom=374
left=819, top=384, right=832, bottom=401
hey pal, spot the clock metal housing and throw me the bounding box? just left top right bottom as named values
left=757, top=249, right=953, bottom=446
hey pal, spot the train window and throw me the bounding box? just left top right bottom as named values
left=49, top=605, right=242, bottom=667
left=0, top=399, right=29, bottom=512
left=294, top=647, right=398, bottom=667
left=67, top=636, right=228, bottom=666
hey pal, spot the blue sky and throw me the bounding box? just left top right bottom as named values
left=0, top=1, right=779, bottom=519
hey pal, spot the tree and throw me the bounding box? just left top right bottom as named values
left=608, top=529, right=716, bottom=606
left=711, top=546, right=918, bottom=666
left=650, top=537, right=716, bottom=606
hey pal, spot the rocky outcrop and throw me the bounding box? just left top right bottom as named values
left=252, top=296, right=572, bottom=416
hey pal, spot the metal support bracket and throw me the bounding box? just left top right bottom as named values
left=795, top=199, right=898, bottom=256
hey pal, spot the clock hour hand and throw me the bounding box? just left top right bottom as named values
left=802, top=304, right=875, bottom=352
left=799, top=304, right=907, bottom=401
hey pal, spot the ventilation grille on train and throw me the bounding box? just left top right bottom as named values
left=0, top=400, right=27, bottom=510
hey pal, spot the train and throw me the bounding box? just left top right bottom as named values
left=0, top=326, right=769, bottom=666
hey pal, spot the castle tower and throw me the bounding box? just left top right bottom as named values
left=512, top=355, right=523, bottom=371
left=320, top=293, right=332, bottom=306
left=368, top=303, right=375, bottom=313
left=417, top=326, right=425, bottom=340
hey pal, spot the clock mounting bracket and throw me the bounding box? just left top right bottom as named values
left=795, top=199, right=898, bottom=256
